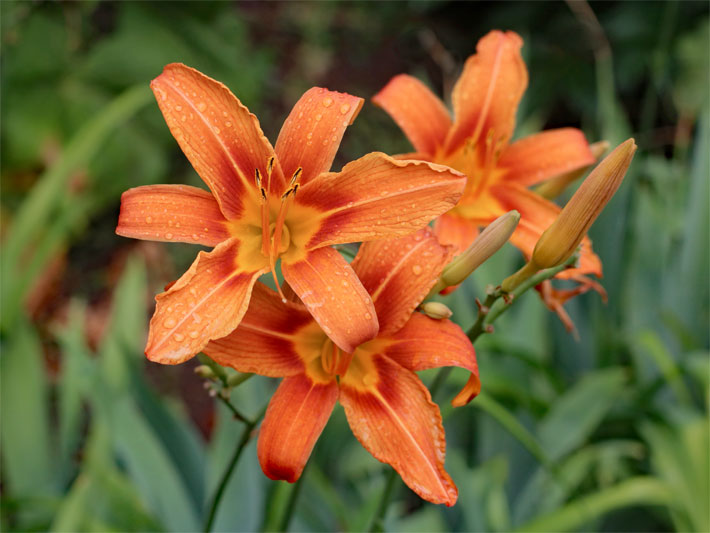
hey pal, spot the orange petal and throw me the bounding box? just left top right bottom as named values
left=445, top=31, right=527, bottom=154
left=145, top=239, right=264, bottom=364
left=492, top=183, right=602, bottom=278
left=203, top=283, right=312, bottom=377
left=275, top=88, right=363, bottom=186
left=340, top=352, right=457, bottom=506
left=351, top=228, right=453, bottom=336
left=151, top=63, right=284, bottom=219
left=373, top=74, right=451, bottom=156
left=498, top=129, right=595, bottom=187
left=433, top=212, right=480, bottom=256
left=116, top=185, right=231, bottom=247
left=384, top=313, right=479, bottom=406
left=281, top=246, right=378, bottom=353
left=258, top=373, right=338, bottom=482
left=298, top=153, right=465, bottom=248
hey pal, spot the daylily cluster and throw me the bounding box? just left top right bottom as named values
left=374, top=30, right=606, bottom=325
left=116, top=30, right=634, bottom=507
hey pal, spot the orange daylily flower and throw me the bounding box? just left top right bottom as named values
left=117, top=63, right=465, bottom=363
left=204, top=228, right=480, bottom=506
left=373, top=30, right=601, bottom=289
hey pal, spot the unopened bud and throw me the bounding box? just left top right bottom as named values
left=195, top=365, right=217, bottom=380
left=420, top=301, right=453, bottom=320
left=535, top=141, right=610, bottom=199
left=430, top=211, right=520, bottom=295
left=533, top=138, right=636, bottom=269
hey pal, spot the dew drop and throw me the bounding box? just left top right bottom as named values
left=188, top=331, right=199, bottom=339
left=322, top=97, right=333, bottom=108
left=197, top=102, right=206, bottom=112
left=213, top=126, right=220, bottom=134
left=176, top=105, right=183, bottom=111
left=165, top=233, right=174, bottom=240
left=173, top=333, right=185, bottom=342
left=315, top=113, right=322, bottom=121
left=364, top=312, right=372, bottom=320
left=145, top=216, right=153, bottom=223
left=306, top=132, right=313, bottom=140
left=163, top=317, right=177, bottom=328
left=192, top=233, right=199, bottom=240
left=342, top=280, right=349, bottom=287
left=412, top=264, right=422, bottom=275
left=340, top=103, right=351, bottom=115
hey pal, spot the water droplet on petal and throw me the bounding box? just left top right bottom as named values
left=163, top=318, right=177, bottom=328
left=173, top=333, right=185, bottom=342
left=412, top=265, right=422, bottom=275
left=188, top=331, right=199, bottom=339
left=165, top=233, right=173, bottom=240
left=197, top=102, right=206, bottom=112
left=145, top=216, right=153, bottom=223
left=340, top=103, right=351, bottom=115
left=365, top=312, right=372, bottom=320
left=322, top=97, right=333, bottom=108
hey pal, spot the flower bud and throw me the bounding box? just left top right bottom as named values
left=532, top=138, right=636, bottom=269
left=535, top=141, right=610, bottom=199
left=430, top=210, right=520, bottom=295
left=420, top=301, right=453, bottom=320
left=194, top=365, right=217, bottom=380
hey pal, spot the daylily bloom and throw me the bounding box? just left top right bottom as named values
left=373, top=30, right=602, bottom=294
left=204, top=228, right=480, bottom=506
left=116, top=63, right=465, bottom=363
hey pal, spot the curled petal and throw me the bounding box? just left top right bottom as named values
left=275, top=87, right=363, bottom=187
left=340, top=352, right=457, bottom=506
left=373, top=74, right=451, bottom=156
left=116, top=185, right=231, bottom=247
left=151, top=63, right=284, bottom=219
left=433, top=212, right=480, bottom=257
left=446, top=30, right=527, bottom=154
left=204, top=283, right=313, bottom=377
left=145, top=239, right=263, bottom=364
left=258, top=373, right=338, bottom=483
left=298, top=153, right=465, bottom=248
left=492, top=183, right=602, bottom=278
left=352, top=228, right=453, bottom=336
left=498, top=129, right=595, bottom=187
left=384, top=313, right=479, bottom=406
left=282, top=246, right=378, bottom=353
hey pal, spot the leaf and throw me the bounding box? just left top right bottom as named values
left=642, top=416, right=710, bottom=532
left=109, top=397, right=200, bottom=531
left=537, top=368, right=626, bottom=461
left=515, top=477, right=674, bottom=532
left=474, top=392, right=553, bottom=470
left=55, top=302, right=97, bottom=481
left=1, top=84, right=152, bottom=332
left=514, top=440, right=645, bottom=525
left=0, top=319, right=55, bottom=499
left=51, top=422, right=163, bottom=532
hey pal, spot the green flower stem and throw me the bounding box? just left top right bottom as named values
left=277, top=461, right=310, bottom=532
left=468, top=253, right=581, bottom=343
left=215, top=394, right=251, bottom=425
left=368, top=468, right=399, bottom=532
left=204, top=405, right=267, bottom=533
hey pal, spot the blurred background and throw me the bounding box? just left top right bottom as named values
left=1, top=1, right=708, bottom=531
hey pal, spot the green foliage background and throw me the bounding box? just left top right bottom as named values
left=1, top=1, right=708, bottom=531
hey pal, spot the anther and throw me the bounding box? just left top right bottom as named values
left=267, top=156, right=275, bottom=176
left=255, top=168, right=262, bottom=188
left=289, top=167, right=302, bottom=187
left=260, top=187, right=267, bottom=201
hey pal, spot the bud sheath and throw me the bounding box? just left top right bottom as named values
left=532, top=138, right=636, bottom=269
